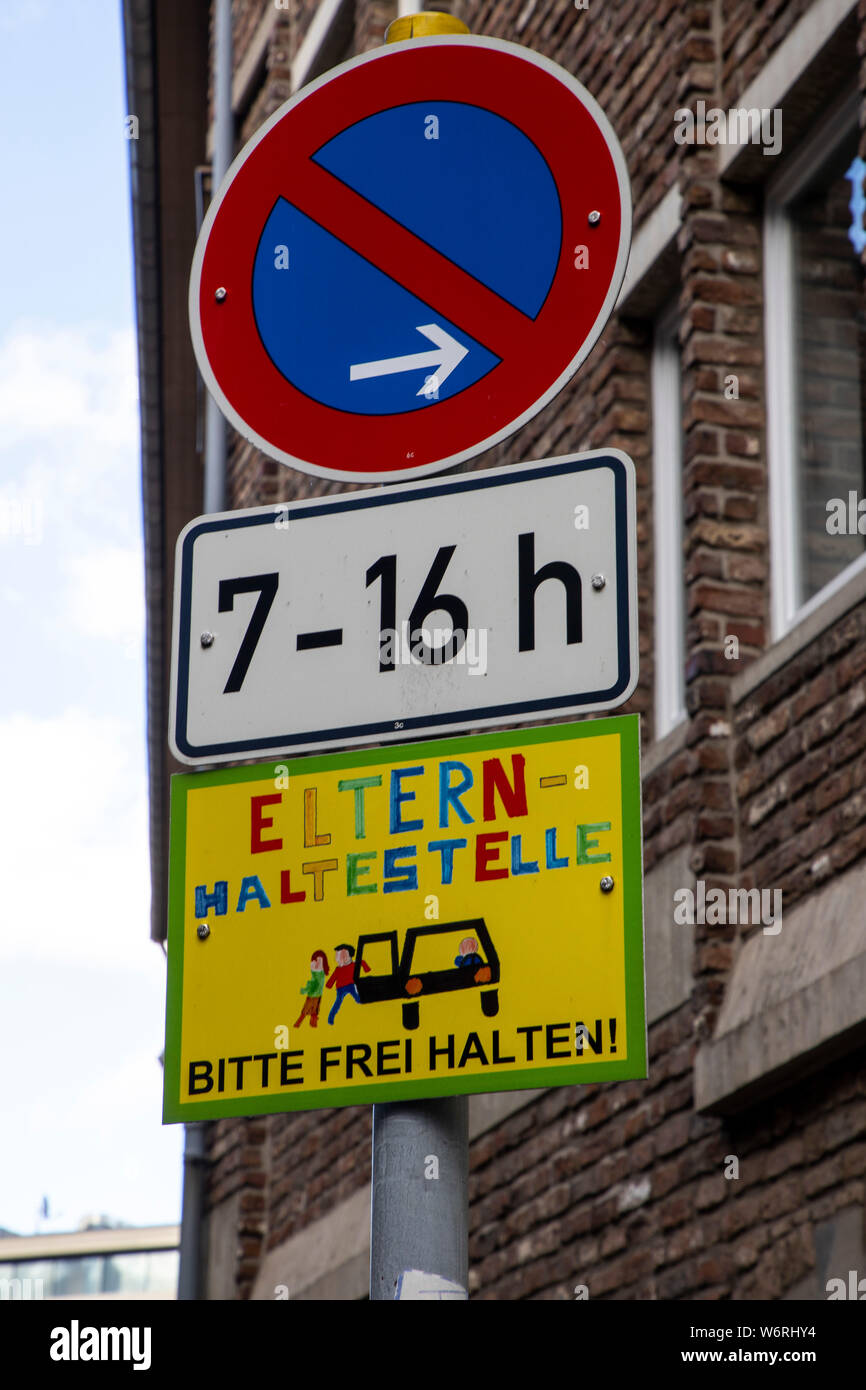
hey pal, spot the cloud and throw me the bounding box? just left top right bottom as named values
left=0, top=708, right=149, bottom=967
left=0, top=321, right=145, bottom=709
left=0, top=323, right=137, bottom=451
left=65, top=545, right=145, bottom=647
left=6, top=1006, right=183, bottom=1233
left=20, top=1046, right=167, bottom=1156
left=0, top=0, right=51, bottom=33
left=0, top=323, right=139, bottom=543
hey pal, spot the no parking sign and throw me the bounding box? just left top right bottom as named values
left=190, top=35, right=631, bottom=482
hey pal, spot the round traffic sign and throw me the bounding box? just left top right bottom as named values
left=190, top=35, right=631, bottom=483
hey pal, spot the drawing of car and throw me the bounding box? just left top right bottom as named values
left=355, top=918, right=500, bottom=1031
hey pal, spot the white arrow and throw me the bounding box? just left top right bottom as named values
left=349, top=323, right=468, bottom=397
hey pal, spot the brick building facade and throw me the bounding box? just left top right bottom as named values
left=125, top=0, right=866, bottom=1298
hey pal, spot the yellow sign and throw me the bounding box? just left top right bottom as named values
left=163, top=718, right=645, bottom=1120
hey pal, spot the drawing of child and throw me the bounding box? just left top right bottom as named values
left=294, top=949, right=329, bottom=1028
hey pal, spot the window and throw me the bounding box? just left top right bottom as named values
left=652, top=300, right=686, bottom=740
left=764, top=88, right=866, bottom=637
left=0, top=1249, right=178, bottom=1298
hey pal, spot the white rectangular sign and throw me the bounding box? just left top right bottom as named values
left=169, top=451, right=637, bottom=764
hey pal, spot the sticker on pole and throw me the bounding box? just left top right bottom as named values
left=190, top=35, right=632, bottom=482
left=162, top=718, right=646, bottom=1121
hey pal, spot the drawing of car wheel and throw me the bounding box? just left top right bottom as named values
left=481, top=989, right=499, bottom=1018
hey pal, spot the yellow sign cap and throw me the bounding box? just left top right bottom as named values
left=385, top=12, right=471, bottom=43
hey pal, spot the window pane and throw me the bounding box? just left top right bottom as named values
left=0, top=1250, right=178, bottom=1299
left=49, top=1255, right=102, bottom=1297
left=792, top=132, right=866, bottom=602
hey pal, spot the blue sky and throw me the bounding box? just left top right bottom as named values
left=0, top=0, right=183, bottom=1233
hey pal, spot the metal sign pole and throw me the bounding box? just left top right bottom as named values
left=370, top=1096, right=468, bottom=1300
left=368, top=12, right=472, bottom=1305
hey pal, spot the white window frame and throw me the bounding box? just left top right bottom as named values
left=764, top=84, right=864, bottom=639
left=652, top=299, right=687, bottom=742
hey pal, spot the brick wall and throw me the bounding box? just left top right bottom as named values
left=452, top=0, right=685, bottom=226
left=469, top=1026, right=866, bottom=1299
left=194, top=0, right=866, bottom=1299
left=720, top=0, right=815, bottom=110
left=735, top=603, right=866, bottom=916
left=676, top=0, right=768, bottom=1036
left=354, top=0, right=392, bottom=51
left=206, top=1117, right=267, bottom=1296
left=233, top=0, right=266, bottom=66
left=269, top=1107, right=373, bottom=1246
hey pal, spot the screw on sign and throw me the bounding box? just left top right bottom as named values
left=190, top=35, right=631, bottom=483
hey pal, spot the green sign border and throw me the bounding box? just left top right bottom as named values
left=164, top=715, right=645, bottom=1122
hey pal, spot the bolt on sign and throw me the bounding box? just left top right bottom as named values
left=163, top=717, right=645, bottom=1121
